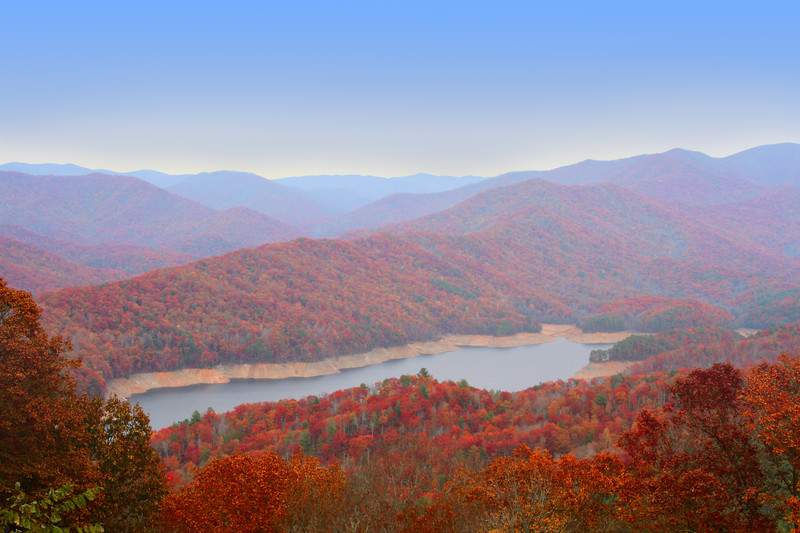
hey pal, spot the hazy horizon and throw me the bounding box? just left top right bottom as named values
left=3, top=141, right=798, bottom=181
left=2, top=1, right=798, bottom=177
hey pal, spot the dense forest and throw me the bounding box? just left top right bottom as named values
left=4, top=278, right=800, bottom=531
left=35, top=177, right=800, bottom=395
left=578, top=296, right=734, bottom=332
left=41, top=234, right=564, bottom=393
left=153, top=321, right=800, bottom=484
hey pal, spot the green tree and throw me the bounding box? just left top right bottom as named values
left=84, top=397, right=167, bottom=532
left=0, top=482, right=103, bottom=532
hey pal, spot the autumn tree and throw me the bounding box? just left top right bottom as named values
left=741, top=354, right=800, bottom=528
left=413, top=446, right=630, bottom=532
left=161, top=451, right=344, bottom=532
left=0, top=279, right=165, bottom=530
left=0, top=278, right=96, bottom=497
left=619, top=363, right=769, bottom=531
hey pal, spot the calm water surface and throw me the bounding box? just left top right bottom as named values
left=134, top=338, right=608, bottom=429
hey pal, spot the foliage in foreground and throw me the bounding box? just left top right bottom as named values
left=159, top=357, right=800, bottom=532
left=0, top=279, right=166, bottom=531
left=0, top=483, right=103, bottom=533
left=6, top=276, right=800, bottom=531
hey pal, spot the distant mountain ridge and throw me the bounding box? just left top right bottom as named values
left=0, top=171, right=300, bottom=290
left=0, top=171, right=298, bottom=253
left=275, top=173, right=486, bottom=213
left=3, top=141, right=798, bottom=262
left=0, top=162, right=486, bottom=226
left=326, top=143, right=799, bottom=235
left=0, top=235, right=125, bottom=293
left=166, top=171, right=332, bottom=227
left=0, top=162, right=188, bottom=188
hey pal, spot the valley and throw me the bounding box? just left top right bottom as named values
left=109, top=323, right=629, bottom=398
left=4, top=142, right=800, bottom=531
left=5, top=7, right=800, bottom=530
left=133, top=337, right=617, bottom=429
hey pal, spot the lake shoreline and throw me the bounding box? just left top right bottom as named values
left=110, top=324, right=633, bottom=399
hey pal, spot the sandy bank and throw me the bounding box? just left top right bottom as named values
left=572, top=360, right=637, bottom=380
left=107, top=324, right=632, bottom=398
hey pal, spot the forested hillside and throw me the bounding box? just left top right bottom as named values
left=578, top=296, right=734, bottom=332
left=41, top=235, right=562, bottom=391
left=38, top=177, right=800, bottom=392
left=0, top=171, right=302, bottom=289
left=688, top=185, right=800, bottom=259
left=0, top=171, right=298, bottom=256
left=153, top=328, right=800, bottom=531
left=390, top=179, right=795, bottom=303
left=0, top=236, right=124, bottom=292
left=0, top=224, right=194, bottom=275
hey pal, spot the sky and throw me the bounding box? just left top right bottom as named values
left=1, top=1, right=798, bottom=178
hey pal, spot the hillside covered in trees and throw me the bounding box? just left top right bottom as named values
left=153, top=321, right=800, bottom=483
left=0, top=171, right=300, bottom=291
left=36, top=176, right=800, bottom=392
left=6, top=278, right=800, bottom=531
left=155, top=356, right=800, bottom=531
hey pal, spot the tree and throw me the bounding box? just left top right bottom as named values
left=84, top=397, right=167, bottom=532
left=161, top=451, right=344, bottom=532
left=741, top=354, right=800, bottom=527
left=415, top=446, right=629, bottom=532
left=0, top=279, right=166, bottom=530
left=0, top=278, right=96, bottom=498
left=619, top=363, right=768, bottom=530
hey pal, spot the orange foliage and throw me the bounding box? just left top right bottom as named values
left=160, top=451, right=344, bottom=532
left=418, top=447, right=629, bottom=532
left=155, top=356, right=800, bottom=531
left=0, top=278, right=95, bottom=496
left=42, top=234, right=560, bottom=391
left=0, top=278, right=166, bottom=529
left=581, top=295, right=734, bottom=332
left=741, top=355, right=800, bottom=525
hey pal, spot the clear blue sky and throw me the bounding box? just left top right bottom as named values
left=1, top=1, right=798, bottom=177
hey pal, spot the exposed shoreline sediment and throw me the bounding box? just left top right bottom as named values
left=108, top=324, right=633, bottom=398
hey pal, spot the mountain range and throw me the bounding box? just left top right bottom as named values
left=1, top=142, right=799, bottom=381
left=30, top=145, right=800, bottom=392
left=0, top=171, right=298, bottom=291
left=316, top=143, right=800, bottom=235
left=0, top=162, right=483, bottom=223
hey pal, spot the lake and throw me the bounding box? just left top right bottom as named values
left=134, top=338, right=608, bottom=429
